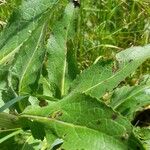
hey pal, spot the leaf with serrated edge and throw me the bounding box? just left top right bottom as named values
left=0, top=0, right=58, bottom=65
left=20, top=93, right=144, bottom=149
left=110, top=80, right=150, bottom=121
left=11, top=23, right=46, bottom=95
left=69, top=45, right=150, bottom=99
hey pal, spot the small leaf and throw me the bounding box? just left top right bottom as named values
left=134, top=127, right=150, bottom=149
left=29, top=121, right=45, bottom=141
left=0, top=113, right=20, bottom=130
left=11, top=23, right=46, bottom=95
left=21, top=135, right=44, bottom=150
left=0, top=129, right=22, bottom=144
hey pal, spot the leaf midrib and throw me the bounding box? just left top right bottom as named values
left=20, top=114, right=129, bottom=140
left=19, top=25, right=45, bottom=93
left=114, top=84, right=150, bottom=109
left=0, top=43, right=23, bottom=65
left=82, top=60, right=143, bottom=94
left=60, top=7, right=74, bottom=97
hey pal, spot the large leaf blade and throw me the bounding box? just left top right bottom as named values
left=46, top=3, right=76, bottom=98
left=11, top=23, right=46, bottom=95
left=69, top=45, right=150, bottom=99
left=20, top=93, right=144, bottom=149
left=0, top=0, right=58, bottom=65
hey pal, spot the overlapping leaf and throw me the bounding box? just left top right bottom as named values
left=69, top=45, right=150, bottom=99
left=46, top=3, right=76, bottom=98
left=0, top=68, right=15, bottom=111
left=0, top=113, right=20, bottom=130
left=134, top=127, right=150, bottom=150
left=110, top=79, right=150, bottom=121
left=0, top=0, right=58, bottom=65
left=11, top=23, right=46, bottom=95
left=20, top=93, right=144, bottom=149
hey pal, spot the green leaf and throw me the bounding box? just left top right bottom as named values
left=0, top=0, right=58, bottom=65
left=70, top=59, right=113, bottom=98
left=11, top=23, right=46, bottom=95
left=134, top=127, right=150, bottom=150
left=110, top=79, right=150, bottom=121
left=21, top=135, right=45, bottom=150
left=0, top=113, right=20, bottom=130
left=69, top=45, right=150, bottom=99
left=46, top=3, right=76, bottom=98
left=29, top=121, right=45, bottom=141
left=20, top=93, right=144, bottom=149
left=0, top=96, right=28, bottom=112
left=0, top=69, right=8, bottom=108
left=0, top=129, right=22, bottom=144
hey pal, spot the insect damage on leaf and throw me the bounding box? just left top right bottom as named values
left=111, top=113, right=118, bottom=120
left=39, top=99, right=48, bottom=107
left=112, top=61, right=120, bottom=74
left=49, top=110, right=63, bottom=119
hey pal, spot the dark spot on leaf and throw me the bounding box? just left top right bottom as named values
left=132, top=109, right=150, bottom=127
left=121, top=108, right=130, bottom=116
left=112, top=60, right=120, bottom=73
left=39, top=100, right=48, bottom=107
left=1, top=127, right=6, bottom=130
left=73, top=0, right=80, bottom=8
left=49, top=110, right=63, bottom=119
left=104, top=80, right=108, bottom=83
left=64, top=26, right=67, bottom=30
left=121, top=136, right=126, bottom=141
left=137, top=102, right=140, bottom=105
left=129, top=59, right=133, bottom=62
left=111, top=113, right=118, bottom=120
left=96, top=120, right=101, bottom=125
